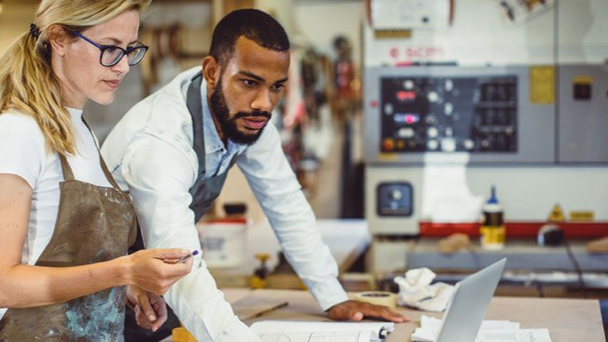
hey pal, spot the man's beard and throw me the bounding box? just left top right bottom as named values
left=210, top=79, right=272, bottom=146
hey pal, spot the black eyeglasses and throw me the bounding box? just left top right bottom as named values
left=70, top=30, right=149, bottom=67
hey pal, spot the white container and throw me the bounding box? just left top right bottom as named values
left=196, top=219, right=249, bottom=268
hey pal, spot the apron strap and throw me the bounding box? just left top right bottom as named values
left=186, top=71, right=207, bottom=178
left=98, top=153, right=122, bottom=190
left=58, top=153, right=76, bottom=181
left=80, top=117, right=123, bottom=191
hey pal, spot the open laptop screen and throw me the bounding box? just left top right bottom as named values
left=436, top=258, right=507, bottom=342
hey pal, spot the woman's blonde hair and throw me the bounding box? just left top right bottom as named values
left=0, top=0, right=151, bottom=156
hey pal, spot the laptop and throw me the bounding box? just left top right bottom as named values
left=435, top=258, right=507, bottom=342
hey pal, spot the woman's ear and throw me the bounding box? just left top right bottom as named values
left=47, top=25, right=71, bottom=57
left=202, top=56, right=221, bottom=87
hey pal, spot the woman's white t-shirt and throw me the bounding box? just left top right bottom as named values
left=0, top=108, right=112, bottom=320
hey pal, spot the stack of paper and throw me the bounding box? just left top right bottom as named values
left=412, top=316, right=552, bottom=342
left=251, top=321, right=395, bottom=342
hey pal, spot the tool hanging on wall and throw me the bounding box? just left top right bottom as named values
left=496, top=0, right=555, bottom=26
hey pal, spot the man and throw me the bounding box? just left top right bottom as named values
left=102, top=9, right=407, bottom=341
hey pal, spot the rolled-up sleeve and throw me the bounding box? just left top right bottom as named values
left=237, top=125, right=349, bottom=311
left=121, top=133, right=261, bottom=341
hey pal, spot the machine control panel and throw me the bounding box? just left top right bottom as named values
left=380, top=76, right=518, bottom=153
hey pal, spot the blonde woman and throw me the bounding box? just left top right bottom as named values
left=0, top=0, right=194, bottom=340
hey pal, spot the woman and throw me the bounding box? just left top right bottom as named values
left=0, top=0, right=193, bottom=340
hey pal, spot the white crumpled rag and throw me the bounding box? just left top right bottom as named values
left=394, top=268, right=454, bottom=312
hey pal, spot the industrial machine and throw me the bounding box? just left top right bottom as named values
left=363, top=0, right=608, bottom=272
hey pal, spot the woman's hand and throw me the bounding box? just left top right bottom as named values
left=122, top=249, right=193, bottom=295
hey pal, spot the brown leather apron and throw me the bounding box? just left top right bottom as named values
left=0, top=135, right=137, bottom=341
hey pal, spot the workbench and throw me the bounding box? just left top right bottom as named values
left=223, top=288, right=606, bottom=342
left=407, top=238, right=608, bottom=272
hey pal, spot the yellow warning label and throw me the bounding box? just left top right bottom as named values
left=378, top=153, right=398, bottom=161
left=548, top=204, right=566, bottom=222
left=374, top=29, right=412, bottom=39
left=569, top=211, right=595, bottom=222
left=530, top=66, right=555, bottom=105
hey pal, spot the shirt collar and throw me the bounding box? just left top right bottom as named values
left=66, top=107, right=84, bottom=119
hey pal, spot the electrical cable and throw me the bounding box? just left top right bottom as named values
left=563, top=238, right=588, bottom=298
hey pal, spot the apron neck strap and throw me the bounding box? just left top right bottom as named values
left=186, top=71, right=207, bottom=177
left=59, top=153, right=75, bottom=181
left=80, top=117, right=122, bottom=190
left=59, top=117, right=122, bottom=190
left=98, top=152, right=122, bottom=190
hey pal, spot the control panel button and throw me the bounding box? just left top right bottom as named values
left=445, top=79, right=454, bottom=91
left=383, top=138, right=395, bottom=151
left=390, top=190, right=403, bottom=200
left=441, top=138, right=456, bottom=152
left=397, top=90, right=416, bottom=102
left=384, top=103, right=394, bottom=115
left=394, top=113, right=420, bottom=124
left=444, top=102, right=453, bottom=115
left=398, top=128, right=415, bottom=139
left=574, top=82, right=592, bottom=100
left=464, top=139, right=475, bottom=150
left=427, top=127, right=438, bottom=138
left=427, top=140, right=439, bottom=150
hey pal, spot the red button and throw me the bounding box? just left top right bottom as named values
left=383, top=139, right=395, bottom=151
left=397, top=91, right=416, bottom=101
left=405, top=114, right=418, bottom=124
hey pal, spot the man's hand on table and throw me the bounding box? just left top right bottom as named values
left=326, top=300, right=409, bottom=323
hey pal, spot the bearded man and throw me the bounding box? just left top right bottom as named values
left=102, top=9, right=406, bottom=342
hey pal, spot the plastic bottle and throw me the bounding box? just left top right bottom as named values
left=480, top=185, right=505, bottom=250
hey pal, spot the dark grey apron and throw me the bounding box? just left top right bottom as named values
left=0, top=131, right=138, bottom=342
left=186, top=71, right=238, bottom=222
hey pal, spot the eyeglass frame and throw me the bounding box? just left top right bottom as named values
left=69, top=30, right=149, bottom=67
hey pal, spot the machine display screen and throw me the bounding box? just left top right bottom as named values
left=380, top=76, right=518, bottom=153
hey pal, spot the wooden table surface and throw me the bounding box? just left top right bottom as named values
left=224, top=288, right=606, bottom=342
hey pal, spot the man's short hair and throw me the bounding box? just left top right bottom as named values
left=209, top=9, right=290, bottom=67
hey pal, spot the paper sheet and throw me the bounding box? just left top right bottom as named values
left=259, top=330, right=373, bottom=342
left=412, top=316, right=551, bottom=342
left=251, top=321, right=395, bottom=342
left=477, top=329, right=552, bottom=342
left=251, top=321, right=394, bottom=335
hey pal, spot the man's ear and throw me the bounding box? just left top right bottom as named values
left=47, top=25, right=72, bottom=57
left=202, top=56, right=221, bottom=87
